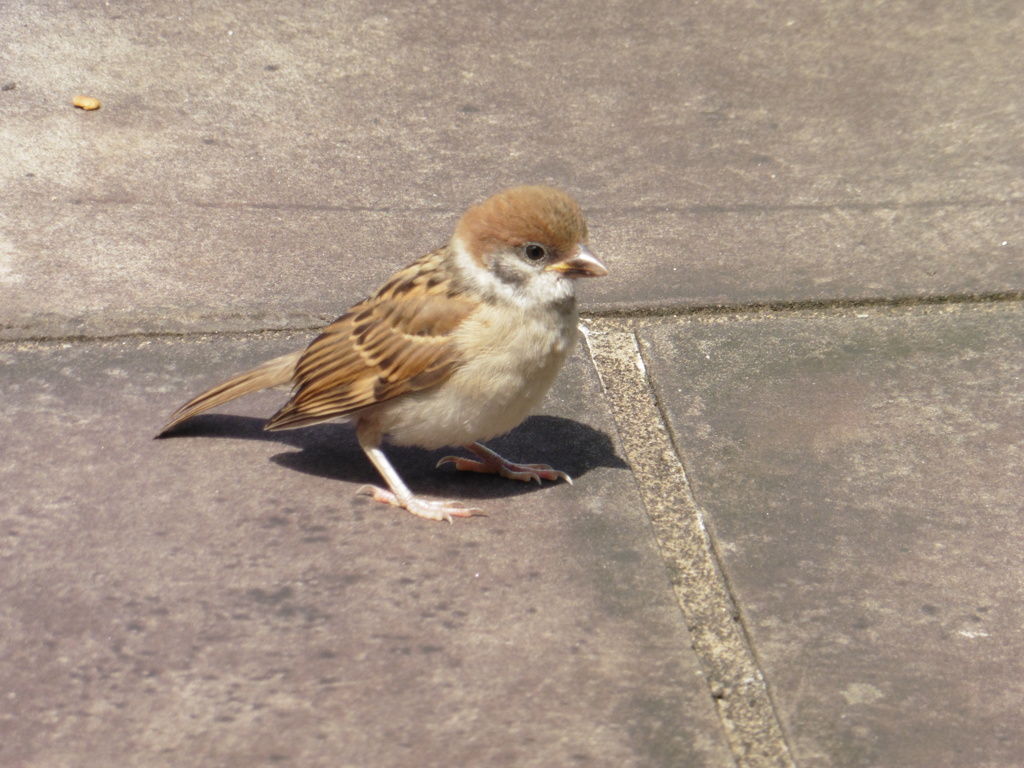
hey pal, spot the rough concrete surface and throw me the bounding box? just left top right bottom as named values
left=2, top=0, right=1023, bottom=766
left=640, top=304, right=1024, bottom=766
left=0, top=337, right=731, bottom=767
left=586, top=327, right=793, bottom=768
left=3, top=1, right=1023, bottom=335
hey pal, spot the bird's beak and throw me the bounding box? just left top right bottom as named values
left=546, top=245, right=609, bottom=278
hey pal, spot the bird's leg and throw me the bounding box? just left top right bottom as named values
left=356, top=421, right=484, bottom=522
left=437, top=442, right=573, bottom=485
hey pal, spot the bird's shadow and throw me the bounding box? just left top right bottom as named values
left=158, top=414, right=628, bottom=501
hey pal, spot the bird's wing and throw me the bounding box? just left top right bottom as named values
left=264, top=248, right=476, bottom=430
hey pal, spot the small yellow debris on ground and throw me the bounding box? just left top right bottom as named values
left=73, top=95, right=101, bottom=110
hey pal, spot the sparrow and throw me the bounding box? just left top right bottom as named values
left=159, top=185, right=608, bottom=521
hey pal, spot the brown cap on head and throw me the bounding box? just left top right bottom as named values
left=454, top=186, right=590, bottom=263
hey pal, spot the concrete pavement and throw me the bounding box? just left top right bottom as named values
left=2, top=1, right=1022, bottom=766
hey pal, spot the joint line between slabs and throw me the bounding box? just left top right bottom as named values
left=584, top=322, right=795, bottom=768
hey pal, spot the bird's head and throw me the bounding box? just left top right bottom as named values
left=451, top=186, right=607, bottom=304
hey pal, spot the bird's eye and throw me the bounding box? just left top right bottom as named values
left=523, top=243, right=547, bottom=261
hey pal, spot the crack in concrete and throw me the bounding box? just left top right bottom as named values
left=585, top=323, right=795, bottom=768
left=5, top=294, right=1019, bottom=344
left=585, top=290, right=1024, bottom=321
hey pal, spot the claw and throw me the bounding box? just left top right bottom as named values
left=439, top=444, right=573, bottom=486
left=357, top=484, right=485, bottom=522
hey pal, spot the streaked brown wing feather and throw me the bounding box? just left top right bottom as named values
left=264, top=248, right=475, bottom=430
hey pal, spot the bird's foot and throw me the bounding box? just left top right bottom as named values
left=437, top=445, right=573, bottom=486
left=357, top=485, right=486, bottom=523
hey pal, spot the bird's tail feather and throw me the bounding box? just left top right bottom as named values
left=159, top=351, right=301, bottom=435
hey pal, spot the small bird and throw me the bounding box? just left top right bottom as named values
left=159, top=186, right=608, bottom=521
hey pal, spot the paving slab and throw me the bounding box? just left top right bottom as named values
left=639, top=304, right=1024, bottom=767
left=3, top=0, right=1022, bottom=339
left=5, top=1, right=1020, bottom=208
left=3, top=199, right=1020, bottom=341
left=4, top=0, right=1024, bottom=765
left=0, top=334, right=733, bottom=767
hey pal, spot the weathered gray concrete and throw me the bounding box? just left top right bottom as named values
left=639, top=304, right=1024, bottom=766
left=2, top=1, right=1022, bottom=337
left=2, top=0, right=1023, bottom=765
left=0, top=336, right=731, bottom=767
